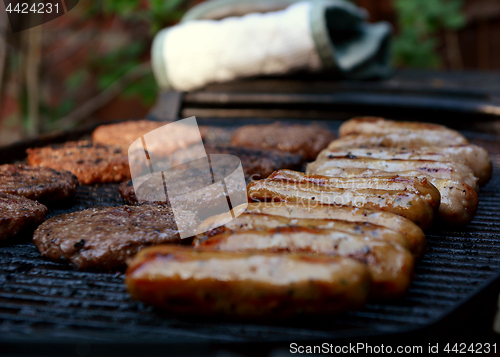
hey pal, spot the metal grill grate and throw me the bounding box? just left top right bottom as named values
left=0, top=129, right=499, bottom=345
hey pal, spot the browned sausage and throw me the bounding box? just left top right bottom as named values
left=126, top=245, right=371, bottom=317
left=338, top=117, right=468, bottom=144
left=196, top=212, right=419, bottom=256
left=321, top=145, right=491, bottom=186
left=305, top=165, right=478, bottom=226
left=247, top=171, right=440, bottom=230
left=308, top=156, right=478, bottom=192
left=197, top=227, right=414, bottom=299
left=243, top=202, right=426, bottom=254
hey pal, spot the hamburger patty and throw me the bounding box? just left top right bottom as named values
left=92, top=120, right=166, bottom=149
left=0, top=164, right=78, bottom=204
left=204, top=145, right=304, bottom=181
left=119, top=145, right=303, bottom=205
left=231, top=123, right=336, bottom=160
left=119, top=144, right=304, bottom=205
left=26, top=141, right=130, bottom=184
left=0, top=192, right=48, bottom=241
left=33, top=204, right=197, bottom=270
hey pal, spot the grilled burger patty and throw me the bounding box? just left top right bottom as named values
left=27, top=141, right=130, bottom=184
left=0, top=192, right=47, bottom=241
left=0, top=164, right=78, bottom=204
left=204, top=145, right=304, bottom=181
left=126, top=245, right=371, bottom=317
left=92, top=120, right=166, bottom=149
left=33, top=204, right=197, bottom=270
left=119, top=145, right=304, bottom=205
left=231, top=122, right=336, bottom=161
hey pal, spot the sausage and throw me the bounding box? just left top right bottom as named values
left=197, top=227, right=414, bottom=299
left=196, top=212, right=418, bottom=256
left=308, top=156, right=478, bottom=192
left=247, top=180, right=435, bottom=229
left=126, top=245, right=371, bottom=317
left=269, top=169, right=440, bottom=205
left=329, top=133, right=467, bottom=150
left=438, top=145, right=492, bottom=186
left=338, top=117, right=468, bottom=144
left=319, top=148, right=468, bottom=168
left=305, top=166, right=479, bottom=226
left=321, top=145, right=491, bottom=186
left=243, top=202, right=426, bottom=254
left=247, top=171, right=440, bottom=229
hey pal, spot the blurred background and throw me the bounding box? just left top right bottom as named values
left=0, top=0, right=498, bottom=145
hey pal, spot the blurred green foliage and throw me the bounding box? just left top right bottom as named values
left=74, top=0, right=189, bottom=108
left=392, top=0, right=466, bottom=68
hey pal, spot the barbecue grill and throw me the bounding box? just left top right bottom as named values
left=0, top=71, right=499, bottom=356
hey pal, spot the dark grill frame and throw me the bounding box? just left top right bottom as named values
left=0, top=117, right=499, bottom=355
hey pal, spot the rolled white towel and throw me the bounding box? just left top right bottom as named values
left=152, top=0, right=391, bottom=92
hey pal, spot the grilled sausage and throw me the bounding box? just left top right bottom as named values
left=329, top=133, right=467, bottom=150
left=308, top=156, right=478, bottom=192
left=247, top=171, right=440, bottom=229
left=269, top=169, right=440, bottom=204
left=319, top=148, right=468, bottom=168
left=197, top=227, right=414, bottom=299
left=196, top=212, right=417, bottom=256
left=244, top=202, right=425, bottom=254
left=306, top=166, right=479, bottom=226
left=338, top=117, right=468, bottom=144
left=126, top=245, right=371, bottom=317
left=439, top=145, right=492, bottom=186
left=322, top=144, right=491, bottom=186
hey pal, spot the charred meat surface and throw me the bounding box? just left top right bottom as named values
left=32, top=204, right=197, bottom=270
left=27, top=141, right=130, bottom=184
left=0, top=192, right=47, bottom=241
left=0, top=164, right=78, bottom=204
left=126, top=245, right=371, bottom=317
left=231, top=123, right=335, bottom=161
